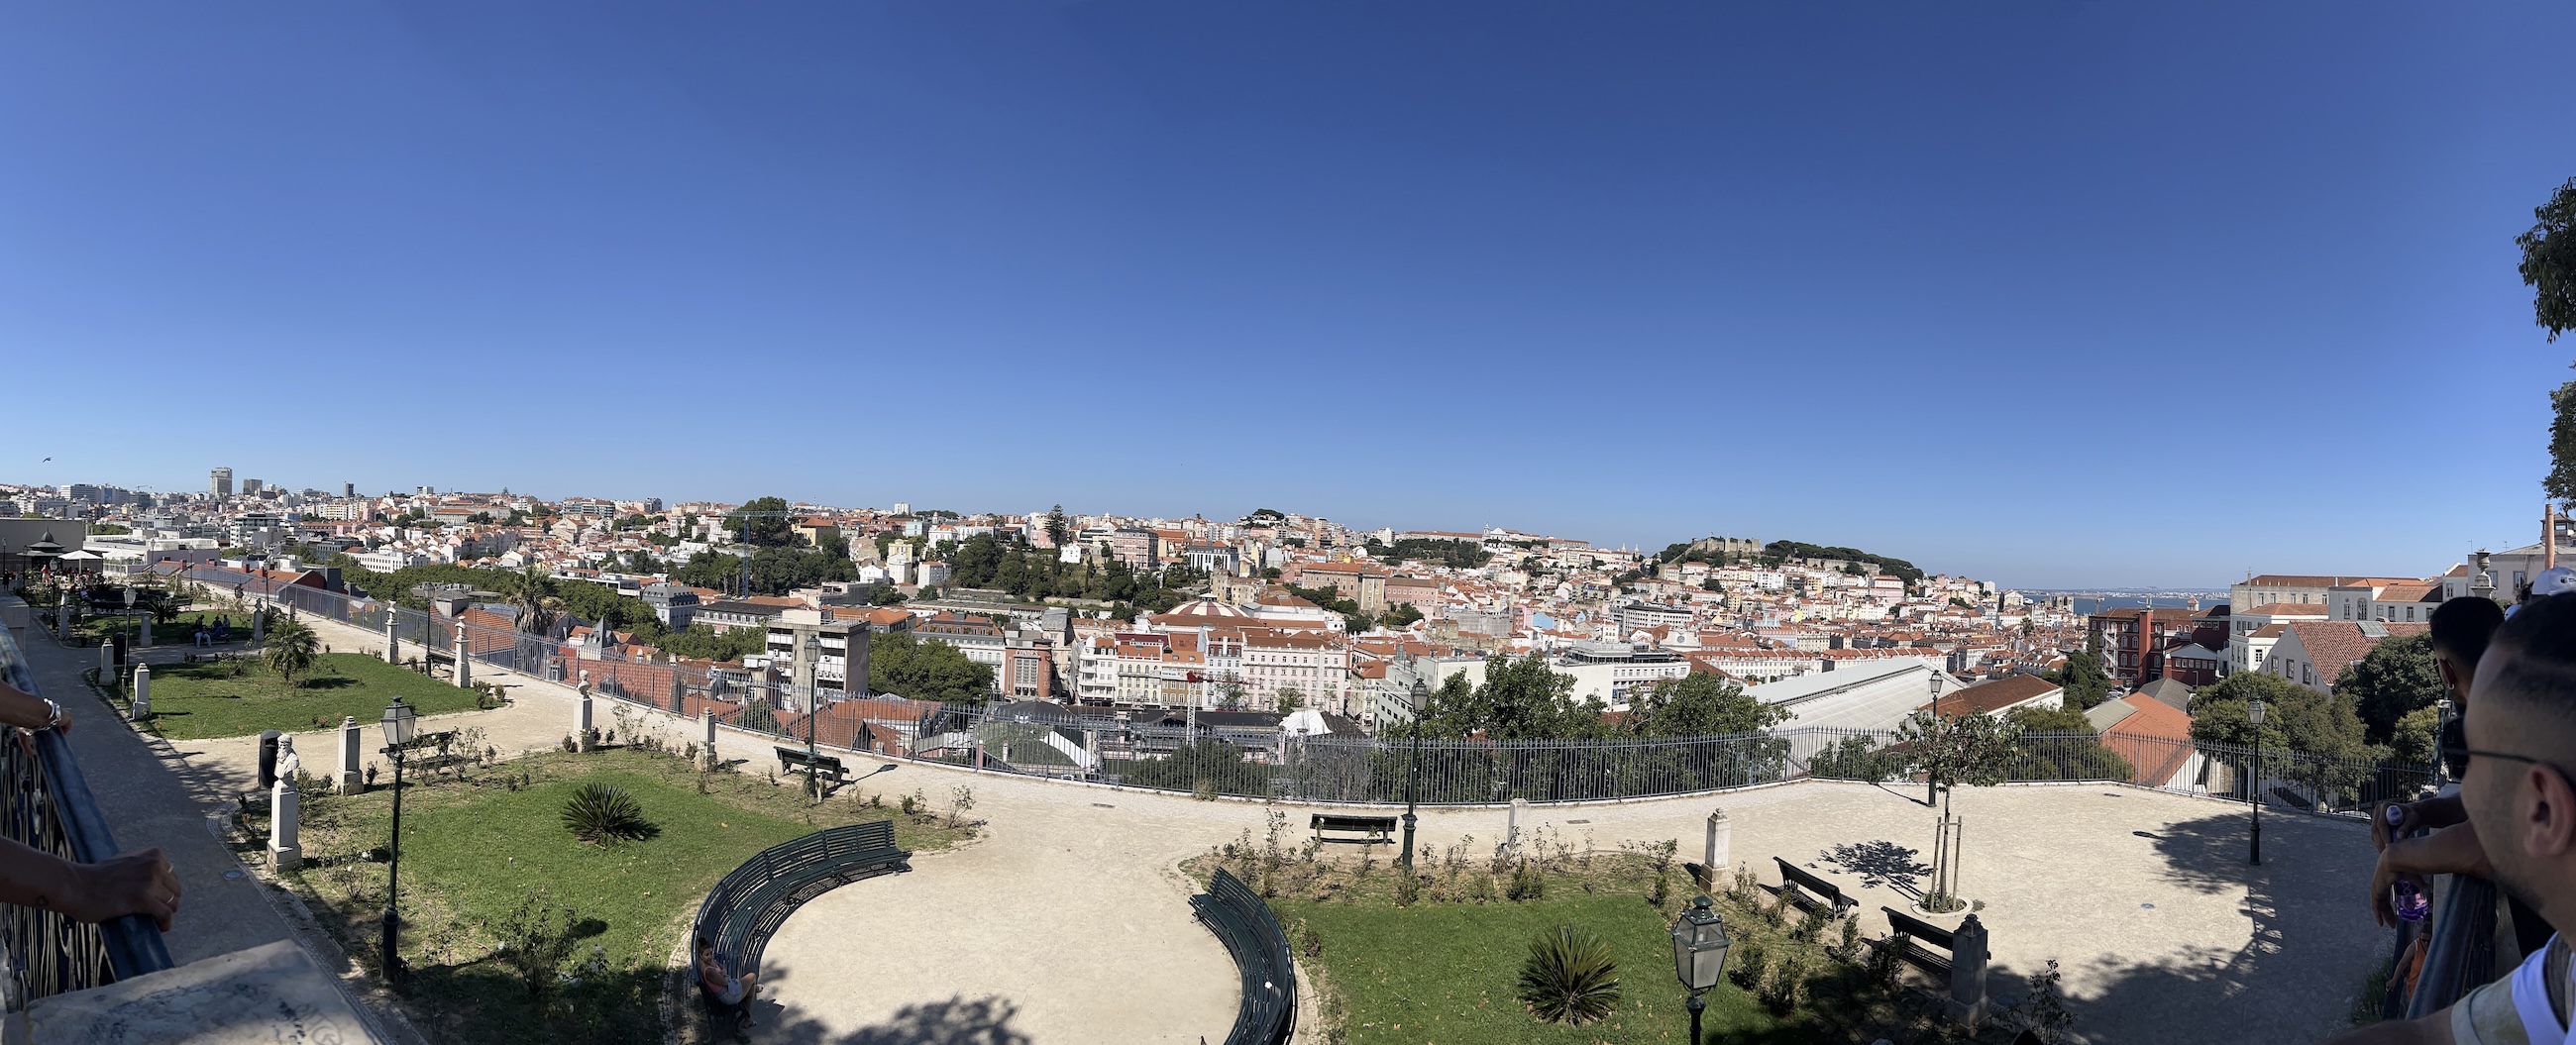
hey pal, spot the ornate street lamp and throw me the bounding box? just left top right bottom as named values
left=1400, top=678, right=1427, bottom=871
left=2247, top=696, right=2265, bottom=867
left=1671, top=894, right=1732, bottom=1045
left=378, top=695, right=417, bottom=978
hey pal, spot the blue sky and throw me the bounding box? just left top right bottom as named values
left=5, top=3, right=2573, bottom=590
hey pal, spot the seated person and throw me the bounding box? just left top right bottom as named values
left=696, top=935, right=761, bottom=1026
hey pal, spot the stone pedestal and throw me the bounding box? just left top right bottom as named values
left=384, top=616, right=400, bottom=665
left=97, top=643, right=113, bottom=679
left=1704, top=807, right=1731, bottom=886
left=454, top=627, right=472, bottom=689
left=268, top=778, right=300, bottom=872
left=252, top=609, right=264, bottom=644
left=700, top=709, right=718, bottom=770
left=1948, top=913, right=1989, bottom=1026
left=1508, top=798, right=1527, bottom=859
left=577, top=690, right=594, bottom=752
left=135, top=614, right=150, bottom=650
left=336, top=716, right=364, bottom=795
left=130, top=664, right=151, bottom=721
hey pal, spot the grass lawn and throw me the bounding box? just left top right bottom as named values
left=131, top=652, right=484, bottom=740
left=1280, top=891, right=1783, bottom=1044
left=1200, top=820, right=2022, bottom=1045
left=278, top=747, right=973, bottom=1045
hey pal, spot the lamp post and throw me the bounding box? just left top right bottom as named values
left=1925, top=670, right=1946, bottom=806
left=378, top=694, right=417, bottom=978
left=803, top=632, right=822, bottom=801
left=122, top=585, right=137, bottom=645
left=2247, top=696, right=2265, bottom=867
left=1400, top=678, right=1427, bottom=871
left=1671, top=894, right=1732, bottom=1045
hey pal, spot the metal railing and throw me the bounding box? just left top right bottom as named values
left=0, top=623, right=172, bottom=1008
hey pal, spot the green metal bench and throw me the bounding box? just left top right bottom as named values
left=691, top=821, right=910, bottom=1026
left=1193, top=868, right=1296, bottom=1045
left=775, top=746, right=849, bottom=793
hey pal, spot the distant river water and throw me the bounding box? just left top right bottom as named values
left=2069, top=595, right=2213, bottom=615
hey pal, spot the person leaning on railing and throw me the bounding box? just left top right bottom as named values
left=0, top=678, right=181, bottom=932
left=2372, top=596, right=2555, bottom=956
left=2325, top=591, right=2576, bottom=1044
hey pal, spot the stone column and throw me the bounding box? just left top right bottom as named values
left=253, top=608, right=265, bottom=644
left=1704, top=807, right=1732, bottom=888
left=454, top=624, right=472, bottom=690
left=1948, top=913, right=1989, bottom=1026
left=131, top=663, right=152, bottom=720
left=383, top=615, right=400, bottom=665
left=577, top=688, right=594, bottom=752
left=268, top=778, right=301, bottom=872
left=700, top=709, right=718, bottom=770
left=98, top=643, right=113, bottom=679
left=337, top=716, right=364, bottom=795
left=136, top=613, right=151, bottom=650
left=1508, top=798, right=1527, bottom=860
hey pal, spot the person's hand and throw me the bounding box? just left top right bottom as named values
left=2372, top=795, right=2468, bottom=852
left=65, top=848, right=179, bottom=931
left=2371, top=825, right=2490, bottom=929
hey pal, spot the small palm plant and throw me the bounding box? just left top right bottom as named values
left=1517, top=925, right=1622, bottom=1025
left=561, top=783, right=652, bottom=845
left=262, top=619, right=321, bottom=687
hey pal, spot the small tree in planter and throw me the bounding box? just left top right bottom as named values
left=1896, top=707, right=2021, bottom=912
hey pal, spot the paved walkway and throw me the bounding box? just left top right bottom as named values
left=177, top=605, right=2391, bottom=1044
left=11, top=621, right=416, bottom=1044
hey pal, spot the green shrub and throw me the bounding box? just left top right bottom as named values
left=486, top=896, right=580, bottom=997
left=560, top=783, right=651, bottom=844
left=1507, top=862, right=1547, bottom=901
left=1516, top=925, right=1622, bottom=1025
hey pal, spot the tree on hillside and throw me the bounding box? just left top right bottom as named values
left=2047, top=651, right=2113, bottom=710
left=1412, top=655, right=1607, bottom=741
left=2337, top=633, right=2445, bottom=745
left=723, top=496, right=796, bottom=547
left=1624, top=674, right=1788, bottom=739
left=868, top=633, right=994, bottom=705
left=1045, top=504, right=1071, bottom=548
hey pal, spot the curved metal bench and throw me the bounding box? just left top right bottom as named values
left=1192, top=869, right=1296, bottom=1045
left=690, top=820, right=910, bottom=1017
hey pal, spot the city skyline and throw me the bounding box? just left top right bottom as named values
left=8, top=4, right=2576, bottom=589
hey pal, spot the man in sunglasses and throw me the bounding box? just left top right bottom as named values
left=2329, top=594, right=2576, bottom=1043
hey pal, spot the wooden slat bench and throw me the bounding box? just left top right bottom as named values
left=775, top=746, right=848, bottom=793
left=1310, top=813, right=1398, bottom=846
left=1881, top=904, right=1959, bottom=977
left=1774, top=856, right=1855, bottom=915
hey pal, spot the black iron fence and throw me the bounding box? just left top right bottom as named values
left=0, top=625, right=172, bottom=1008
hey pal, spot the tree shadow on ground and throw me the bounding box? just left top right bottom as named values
left=724, top=994, right=1031, bottom=1045
left=2042, top=807, right=2383, bottom=1045
left=1817, top=839, right=1932, bottom=899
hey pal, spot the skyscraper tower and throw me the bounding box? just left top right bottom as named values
left=210, top=467, right=233, bottom=497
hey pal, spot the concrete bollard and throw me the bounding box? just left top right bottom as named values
left=337, top=716, right=364, bottom=795
left=1948, top=913, right=1990, bottom=1027
left=253, top=609, right=265, bottom=644
left=577, top=689, right=594, bottom=752
left=269, top=777, right=301, bottom=872
left=1704, top=807, right=1731, bottom=888
left=1508, top=798, right=1527, bottom=860
left=136, top=614, right=151, bottom=650
left=700, top=709, right=718, bottom=770
left=99, top=643, right=113, bottom=679
left=384, top=616, right=400, bottom=666
left=131, top=664, right=152, bottom=720
left=454, top=627, right=472, bottom=690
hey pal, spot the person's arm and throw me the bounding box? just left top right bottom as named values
left=0, top=840, right=178, bottom=931
left=2373, top=824, right=2492, bottom=928
left=2376, top=795, right=2469, bottom=851
left=2316, top=1010, right=2456, bottom=1044
left=0, top=680, right=67, bottom=735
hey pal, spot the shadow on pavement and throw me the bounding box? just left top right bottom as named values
left=2057, top=808, right=2380, bottom=1045
left=737, top=994, right=1032, bottom=1045
left=1817, top=838, right=1932, bottom=899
